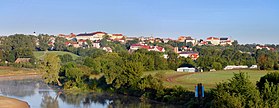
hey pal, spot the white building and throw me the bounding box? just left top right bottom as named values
left=177, top=67, right=196, bottom=72
left=206, top=37, right=220, bottom=45
left=76, top=32, right=106, bottom=41
left=224, top=65, right=248, bottom=70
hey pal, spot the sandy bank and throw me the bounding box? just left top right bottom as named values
left=0, top=96, right=29, bottom=108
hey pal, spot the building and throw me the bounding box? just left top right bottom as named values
left=220, top=37, right=232, bottom=46
left=129, top=44, right=165, bottom=52
left=256, top=46, right=275, bottom=51
left=102, top=47, right=112, bottom=52
left=206, top=37, right=220, bottom=45
left=177, top=67, right=197, bottom=72
left=250, top=65, right=257, bottom=69
left=185, top=36, right=197, bottom=45
left=15, top=58, right=31, bottom=63
left=178, top=36, right=186, bottom=42
left=76, top=31, right=106, bottom=41
left=178, top=51, right=199, bottom=60
left=109, top=34, right=124, bottom=40
left=224, top=65, right=248, bottom=70
left=58, top=33, right=76, bottom=40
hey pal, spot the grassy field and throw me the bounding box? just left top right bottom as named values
left=144, top=69, right=278, bottom=91
left=33, top=51, right=79, bottom=60
left=0, top=66, right=40, bottom=76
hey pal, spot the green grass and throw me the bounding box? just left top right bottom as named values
left=144, top=69, right=279, bottom=91
left=33, top=51, right=79, bottom=60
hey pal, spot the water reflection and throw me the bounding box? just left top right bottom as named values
left=0, top=79, right=180, bottom=108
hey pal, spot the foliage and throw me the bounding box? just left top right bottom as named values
left=58, top=54, right=73, bottom=63
left=40, top=53, right=62, bottom=86
left=257, top=72, right=279, bottom=92
left=212, top=73, right=262, bottom=108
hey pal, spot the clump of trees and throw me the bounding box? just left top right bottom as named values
left=212, top=72, right=279, bottom=108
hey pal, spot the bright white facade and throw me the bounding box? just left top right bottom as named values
left=177, top=67, right=196, bottom=72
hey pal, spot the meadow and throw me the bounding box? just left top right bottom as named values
left=144, top=69, right=278, bottom=91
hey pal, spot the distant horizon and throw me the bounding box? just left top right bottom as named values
left=0, top=0, right=278, bottom=44
left=1, top=31, right=278, bottom=45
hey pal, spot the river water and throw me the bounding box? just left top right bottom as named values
left=0, top=78, right=180, bottom=108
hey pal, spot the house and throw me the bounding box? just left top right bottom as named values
left=198, top=41, right=208, bottom=46
left=129, top=44, right=165, bottom=52
left=15, top=58, right=31, bottom=63
left=102, top=47, right=112, bottom=52
left=162, top=38, right=172, bottom=43
left=185, top=36, right=197, bottom=45
left=76, top=31, right=106, bottom=41
left=256, top=46, right=275, bottom=51
left=109, top=34, right=124, bottom=40
left=181, top=46, right=192, bottom=51
left=178, top=51, right=199, bottom=60
left=177, top=67, right=197, bottom=72
left=206, top=37, right=220, bottom=45
left=224, top=65, right=248, bottom=70
left=220, top=37, right=232, bottom=46
left=92, top=42, right=101, bottom=48
left=148, top=46, right=165, bottom=52
left=178, top=36, right=186, bottom=42
left=58, top=33, right=76, bottom=40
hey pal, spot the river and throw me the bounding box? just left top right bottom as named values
left=0, top=78, right=180, bottom=108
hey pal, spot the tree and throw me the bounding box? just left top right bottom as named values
left=54, top=37, right=67, bottom=51
left=38, top=35, right=50, bottom=51
left=58, top=54, right=73, bottom=63
left=41, top=53, right=62, bottom=86
left=258, top=54, right=274, bottom=70
left=257, top=72, right=279, bottom=92
left=212, top=62, right=222, bottom=70
left=212, top=73, right=262, bottom=108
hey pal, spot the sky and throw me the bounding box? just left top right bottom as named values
left=0, top=0, right=278, bottom=44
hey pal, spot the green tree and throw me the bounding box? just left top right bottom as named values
left=212, top=62, right=222, bottom=70
left=41, top=53, right=62, bottom=86
left=58, top=54, right=73, bottom=63
left=212, top=73, right=262, bottom=108
left=54, top=37, right=67, bottom=51
left=38, top=35, right=50, bottom=51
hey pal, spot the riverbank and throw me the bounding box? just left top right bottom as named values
left=0, top=66, right=41, bottom=81
left=0, top=96, right=30, bottom=108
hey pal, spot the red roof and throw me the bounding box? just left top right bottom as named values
left=93, top=32, right=106, bottom=35
left=207, top=37, right=219, bottom=40
left=78, top=40, right=87, bottom=43
left=112, top=34, right=123, bottom=36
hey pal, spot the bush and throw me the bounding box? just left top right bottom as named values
left=257, top=72, right=279, bottom=92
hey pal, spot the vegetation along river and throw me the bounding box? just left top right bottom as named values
left=0, top=78, right=180, bottom=108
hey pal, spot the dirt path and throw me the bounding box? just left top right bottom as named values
left=164, top=72, right=216, bottom=88
left=165, top=73, right=195, bottom=82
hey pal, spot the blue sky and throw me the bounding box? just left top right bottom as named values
left=0, top=0, right=278, bottom=44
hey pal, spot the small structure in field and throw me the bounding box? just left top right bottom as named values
left=177, top=67, right=197, bottom=72
left=249, top=65, right=258, bottom=69
left=15, top=58, right=31, bottom=63
left=224, top=65, right=248, bottom=70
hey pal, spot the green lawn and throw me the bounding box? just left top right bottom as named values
left=33, top=51, right=79, bottom=60
left=144, top=69, right=278, bottom=91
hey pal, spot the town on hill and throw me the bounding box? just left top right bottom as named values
left=1, top=32, right=279, bottom=107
